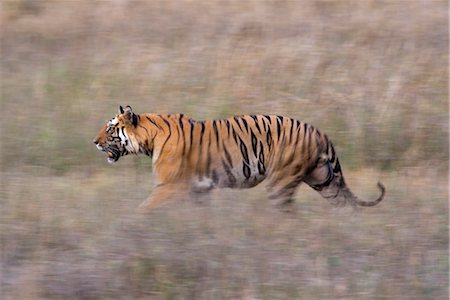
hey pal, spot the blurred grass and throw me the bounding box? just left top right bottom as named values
left=1, top=169, right=448, bottom=299
left=1, top=0, right=448, bottom=299
left=1, top=0, right=448, bottom=172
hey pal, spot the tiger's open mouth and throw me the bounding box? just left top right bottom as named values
left=105, top=146, right=120, bottom=163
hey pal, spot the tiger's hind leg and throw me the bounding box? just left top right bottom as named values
left=266, top=175, right=303, bottom=212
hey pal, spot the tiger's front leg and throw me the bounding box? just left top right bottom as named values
left=190, top=178, right=215, bottom=205
left=139, top=183, right=188, bottom=210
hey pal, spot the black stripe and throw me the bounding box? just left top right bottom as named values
left=239, top=137, right=251, bottom=180
left=212, top=120, right=219, bottom=147
left=159, top=115, right=171, bottom=128
left=261, top=117, right=267, bottom=131
left=290, top=161, right=302, bottom=176
left=225, top=120, right=231, bottom=136
left=243, top=163, right=251, bottom=179
left=307, top=126, right=312, bottom=147
left=303, top=123, right=308, bottom=145
left=251, top=130, right=258, bottom=157
left=146, top=116, right=162, bottom=129
left=315, top=129, right=321, bottom=147
left=179, top=115, right=186, bottom=155
left=263, top=115, right=272, bottom=124
left=157, top=116, right=172, bottom=157
left=303, top=125, right=313, bottom=165
left=199, top=122, right=206, bottom=146
left=197, top=126, right=204, bottom=177
left=222, top=159, right=236, bottom=186
left=276, top=118, right=282, bottom=141
left=294, top=122, right=302, bottom=146
left=176, top=124, right=181, bottom=145
left=282, top=177, right=302, bottom=191
left=232, top=127, right=238, bottom=145
left=179, top=114, right=184, bottom=131
left=258, top=141, right=265, bottom=164
left=250, top=115, right=262, bottom=134
left=310, top=162, right=334, bottom=191
left=240, top=117, right=249, bottom=132
left=281, top=123, right=298, bottom=167
left=206, top=138, right=212, bottom=177
left=139, top=143, right=149, bottom=156
left=239, top=137, right=249, bottom=163
left=137, top=124, right=150, bottom=138
left=189, top=120, right=195, bottom=151
left=258, top=162, right=265, bottom=175
left=223, top=144, right=234, bottom=168
left=333, top=158, right=342, bottom=174
left=266, top=127, right=273, bottom=151
left=289, top=118, right=294, bottom=143
left=330, top=143, right=336, bottom=163
left=283, top=149, right=297, bottom=168
left=233, top=117, right=243, bottom=131
left=258, top=142, right=266, bottom=176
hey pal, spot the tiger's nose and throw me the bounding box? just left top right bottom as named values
left=93, top=139, right=99, bottom=145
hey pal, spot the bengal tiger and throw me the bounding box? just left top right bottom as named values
left=93, top=106, right=385, bottom=210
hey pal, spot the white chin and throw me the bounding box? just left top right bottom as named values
left=107, top=158, right=116, bottom=164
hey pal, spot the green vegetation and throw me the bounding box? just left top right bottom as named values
left=1, top=1, right=448, bottom=299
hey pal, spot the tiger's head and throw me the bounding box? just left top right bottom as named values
left=93, top=105, right=140, bottom=163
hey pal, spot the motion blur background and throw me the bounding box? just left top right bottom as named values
left=1, top=1, right=448, bottom=299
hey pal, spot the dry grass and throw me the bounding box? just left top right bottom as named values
left=1, top=168, right=448, bottom=299
left=1, top=0, right=448, bottom=171
left=1, top=0, right=448, bottom=299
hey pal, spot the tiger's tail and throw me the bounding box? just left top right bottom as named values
left=305, top=136, right=385, bottom=207
left=337, top=178, right=385, bottom=207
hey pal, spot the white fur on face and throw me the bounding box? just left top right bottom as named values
left=107, top=117, right=119, bottom=127
left=118, top=127, right=128, bottom=146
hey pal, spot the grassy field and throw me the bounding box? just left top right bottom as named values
left=1, top=168, right=448, bottom=299
left=1, top=1, right=448, bottom=299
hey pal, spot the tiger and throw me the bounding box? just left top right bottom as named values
left=93, top=105, right=385, bottom=210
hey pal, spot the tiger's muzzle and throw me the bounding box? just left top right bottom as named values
left=94, top=139, right=121, bottom=163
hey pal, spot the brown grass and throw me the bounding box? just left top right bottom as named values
left=1, top=0, right=448, bottom=299
left=1, top=168, right=448, bottom=299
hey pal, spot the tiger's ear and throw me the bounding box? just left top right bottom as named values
left=123, top=105, right=138, bottom=127
left=119, top=105, right=125, bottom=114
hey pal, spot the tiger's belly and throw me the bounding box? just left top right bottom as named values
left=192, top=162, right=266, bottom=191
left=226, top=170, right=266, bottom=188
